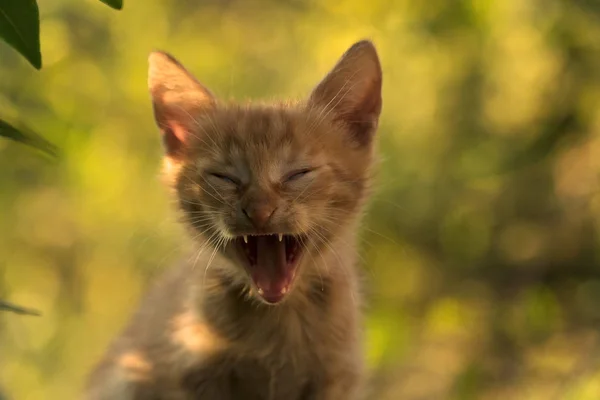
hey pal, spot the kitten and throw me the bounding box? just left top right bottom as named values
left=84, top=40, right=382, bottom=400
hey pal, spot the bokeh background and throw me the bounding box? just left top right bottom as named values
left=2, top=0, right=600, bottom=398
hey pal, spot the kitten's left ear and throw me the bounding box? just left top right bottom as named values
left=148, top=52, right=216, bottom=157
left=308, top=40, right=382, bottom=146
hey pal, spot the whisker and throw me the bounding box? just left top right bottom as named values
left=301, top=233, right=325, bottom=292
left=182, top=175, right=233, bottom=207
left=189, top=230, right=220, bottom=269
left=173, top=105, right=221, bottom=153
left=199, top=176, right=234, bottom=207
left=203, top=235, right=226, bottom=289
left=306, top=67, right=362, bottom=137
left=309, top=227, right=357, bottom=306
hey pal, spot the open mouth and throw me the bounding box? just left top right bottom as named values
left=236, top=234, right=303, bottom=304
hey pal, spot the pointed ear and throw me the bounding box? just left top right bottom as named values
left=308, top=40, right=382, bottom=146
left=148, top=52, right=215, bottom=157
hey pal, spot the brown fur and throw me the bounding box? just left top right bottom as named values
left=85, top=40, right=382, bottom=400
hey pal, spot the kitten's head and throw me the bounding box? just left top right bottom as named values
left=148, top=41, right=382, bottom=304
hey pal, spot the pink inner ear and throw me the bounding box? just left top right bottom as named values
left=161, top=119, right=189, bottom=156
left=170, top=121, right=188, bottom=144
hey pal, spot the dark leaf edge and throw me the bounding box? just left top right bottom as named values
left=0, top=0, right=42, bottom=69
left=0, top=299, right=41, bottom=316
left=0, top=118, right=58, bottom=158
left=99, top=0, right=124, bottom=10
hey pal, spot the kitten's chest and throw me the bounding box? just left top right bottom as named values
left=188, top=308, right=326, bottom=399
left=229, top=357, right=316, bottom=400
left=183, top=354, right=318, bottom=400
left=231, top=316, right=326, bottom=399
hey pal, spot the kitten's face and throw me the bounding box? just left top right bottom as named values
left=148, top=41, right=382, bottom=304
left=175, top=106, right=372, bottom=303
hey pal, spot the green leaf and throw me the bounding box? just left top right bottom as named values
left=0, top=0, right=42, bottom=69
left=0, top=118, right=58, bottom=157
left=99, top=0, right=123, bottom=10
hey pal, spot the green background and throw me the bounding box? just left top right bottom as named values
left=2, top=0, right=600, bottom=398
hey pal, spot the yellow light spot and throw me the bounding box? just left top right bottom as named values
left=171, top=311, right=226, bottom=354
left=162, top=157, right=183, bottom=186
left=118, top=351, right=153, bottom=382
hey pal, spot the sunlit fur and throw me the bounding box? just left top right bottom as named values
left=85, top=40, right=382, bottom=400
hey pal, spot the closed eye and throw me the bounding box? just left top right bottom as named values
left=208, top=172, right=239, bottom=186
left=285, top=168, right=314, bottom=182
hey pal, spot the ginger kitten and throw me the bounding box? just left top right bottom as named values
left=85, top=40, right=382, bottom=400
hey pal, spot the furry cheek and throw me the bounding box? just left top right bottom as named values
left=285, top=206, right=311, bottom=233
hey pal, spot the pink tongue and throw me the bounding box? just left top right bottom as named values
left=251, top=235, right=289, bottom=302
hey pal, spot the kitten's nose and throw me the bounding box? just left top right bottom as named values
left=242, top=204, right=277, bottom=229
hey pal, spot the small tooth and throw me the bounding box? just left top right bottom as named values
left=257, top=288, right=264, bottom=295
left=278, top=234, right=283, bottom=242
left=281, top=286, right=288, bottom=295
left=243, top=235, right=248, bottom=244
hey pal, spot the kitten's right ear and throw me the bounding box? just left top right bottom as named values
left=148, top=52, right=215, bottom=157
left=308, top=40, right=382, bottom=146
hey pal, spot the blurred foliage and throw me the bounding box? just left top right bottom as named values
left=2, top=0, right=600, bottom=399
left=0, top=0, right=120, bottom=69
left=0, top=0, right=120, bottom=153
